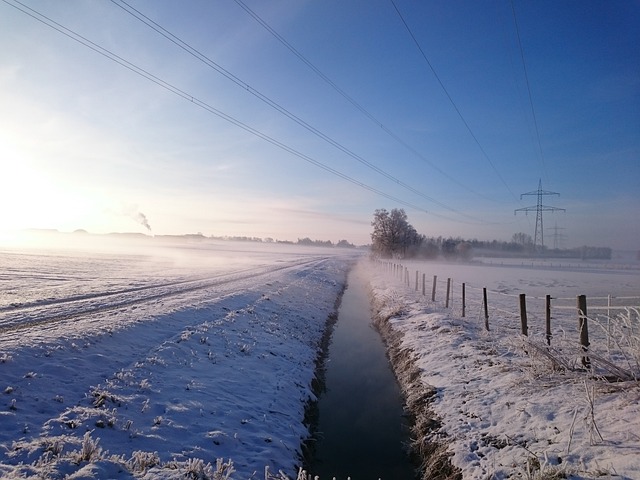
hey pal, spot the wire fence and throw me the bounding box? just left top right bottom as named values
left=374, top=259, right=640, bottom=382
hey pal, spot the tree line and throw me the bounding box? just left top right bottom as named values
left=209, top=235, right=356, bottom=248
left=370, top=208, right=612, bottom=260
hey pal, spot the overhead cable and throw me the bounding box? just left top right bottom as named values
left=110, top=0, right=487, bottom=223
left=510, top=0, right=549, bottom=184
left=390, top=0, right=519, bottom=201
left=232, top=0, right=499, bottom=204
left=2, top=0, right=439, bottom=216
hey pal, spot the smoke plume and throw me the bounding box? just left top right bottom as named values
left=122, top=205, right=152, bottom=232
left=134, top=212, right=152, bottom=232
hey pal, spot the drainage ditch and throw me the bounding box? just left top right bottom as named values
left=305, top=262, right=417, bottom=479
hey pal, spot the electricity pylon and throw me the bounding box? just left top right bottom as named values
left=515, top=179, right=565, bottom=251
left=550, top=223, right=566, bottom=250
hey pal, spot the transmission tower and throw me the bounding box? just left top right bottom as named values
left=515, top=179, right=565, bottom=251
left=550, top=222, right=566, bottom=250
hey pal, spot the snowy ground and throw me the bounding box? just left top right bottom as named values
left=2, top=239, right=639, bottom=479
left=0, top=239, right=358, bottom=479
left=368, top=258, right=640, bottom=480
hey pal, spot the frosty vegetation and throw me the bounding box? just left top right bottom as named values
left=369, top=257, right=640, bottom=480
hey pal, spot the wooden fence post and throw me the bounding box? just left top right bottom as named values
left=422, top=273, right=426, bottom=296
left=545, top=294, right=552, bottom=346
left=577, top=295, right=590, bottom=369
left=415, top=270, right=419, bottom=291
left=445, top=278, right=451, bottom=308
left=519, top=293, right=528, bottom=336
left=431, top=275, right=437, bottom=302
left=461, top=283, right=466, bottom=317
left=482, top=287, right=489, bottom=331
left=607, top=294, right=612, bottom=350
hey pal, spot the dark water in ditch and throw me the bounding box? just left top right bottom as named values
left=307, top=263, right=416, bottom=479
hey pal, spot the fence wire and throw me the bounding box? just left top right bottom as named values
left=374, top=260, right=640, bottom=381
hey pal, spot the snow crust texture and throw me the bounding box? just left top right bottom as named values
left=0, top=243, right=354, bottom=479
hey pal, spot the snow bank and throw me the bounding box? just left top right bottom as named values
left=368, top=259, right=640, bottom=480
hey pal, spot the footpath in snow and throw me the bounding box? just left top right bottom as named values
left=367, top=258, right=640, bottom=480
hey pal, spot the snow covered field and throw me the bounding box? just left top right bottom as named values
left=369, top=259, right=640, bottom=479
left=0, top=239, right=357, bottom=479
left=2, top=239, right=639, bottom=479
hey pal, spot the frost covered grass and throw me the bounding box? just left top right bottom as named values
left=369, top=258, right=640, bottom=480
left=0, top=435, right=298, bottom=480
left=0, top=433, right=337, bottom=480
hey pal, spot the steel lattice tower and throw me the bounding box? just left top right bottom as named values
left=515, top=179, right=565, bottom=251
left=550, top=223, right=566, bottom=250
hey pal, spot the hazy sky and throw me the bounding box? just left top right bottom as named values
left=1, top=1, right=638, bottom=249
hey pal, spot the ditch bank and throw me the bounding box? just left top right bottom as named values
left=359, top=260, right=640, bottom=479
left=369, top=282, right=462, bottom=480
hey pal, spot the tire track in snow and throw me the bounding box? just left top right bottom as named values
left=0, top=279, right=195, bottom=313
left=0, top=257, right=328, bottom=336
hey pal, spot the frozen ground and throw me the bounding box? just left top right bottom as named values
left=2, top=238, right=639, bottom=479
left=0, top=239, right=357, bottom=479
left=369, top=258, right=640, bottom=479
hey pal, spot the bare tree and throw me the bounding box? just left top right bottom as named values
left=512, top=232, right=533, bottom=246
left=371, top=208, right=419, bottom=258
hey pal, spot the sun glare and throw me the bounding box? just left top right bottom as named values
left=0, top=137, right=100, bottom=239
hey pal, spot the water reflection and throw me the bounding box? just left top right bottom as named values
left=308, top=263, right=416, bottom=479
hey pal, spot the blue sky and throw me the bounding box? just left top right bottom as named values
left=1, top=1, right=638, bottom=249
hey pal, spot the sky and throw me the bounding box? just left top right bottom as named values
left=0, top=0, right=638, bottom=250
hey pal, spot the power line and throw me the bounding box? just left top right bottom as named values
left=510, top=0, right=549, bottom=183
left=109, top=0, right=491, bottom=224
left=231, top=0, right=499, bottom=204
left=1, top=0, right=448, bottom=217
left=389, top=0, right=519, bottom=201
